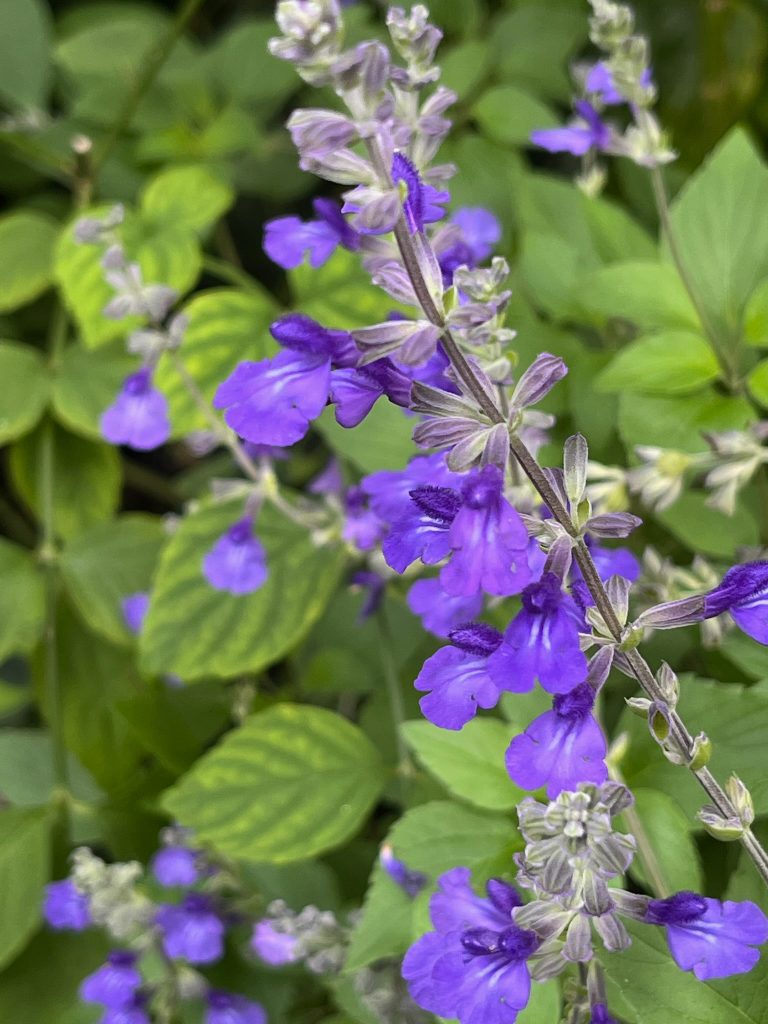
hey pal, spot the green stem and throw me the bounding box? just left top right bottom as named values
left=611, top=763, right=669, bottom=897
left=92, top=0, right=206, bottom=174
left=202, top=255, right=270, bottom=297
left=375, top=604, right=413, bottom=798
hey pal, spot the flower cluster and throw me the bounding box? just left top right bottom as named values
left=404, top=783, right=768, bottom=1023
left=42, top=832, right=265, bottom=1024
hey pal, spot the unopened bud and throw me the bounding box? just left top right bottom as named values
left=726, top=775, right=755, bottom=826
left=648, top=702, right=670, bottom=742
left=688, top=732, right=712, bottom=771
left=625, top=697, right=651, bottom=718
left=655, top=662, right=679, bottom=709
left=698, top=807, right=745, bottom=842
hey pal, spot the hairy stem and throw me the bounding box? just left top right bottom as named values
left=383, top=170, right=768, bottom=887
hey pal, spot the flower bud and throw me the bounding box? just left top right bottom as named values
left=726, top=775, right=755, bottom=826
left=698, top=807, right=745, bottom=842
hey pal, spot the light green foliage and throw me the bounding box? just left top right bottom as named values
left=657, top=492, right=759, bottom=557
left=163, top=704, right=386, bottom=863
left=315, top=403, right=415, bottom=473
left=401, top=718, right=525, bottom=810
left=597, top=331, right=720, bottom=395
left=0, top=342, right=49, bottom=444
left=154, top=288, right=278, bottom=436
left=473, top=85, right=558, bottom=146
left=291, top=248, right=399, bottom=330
left=0, top=212, right=59, bottom=312
left=0, top=0, right=52, bottom=109
left=0, top=730, right=100, bottom=807
left=0, top=808, right=51, bottom=971
left=140, top=500, right=346, bottom=680
left=0, top=538, right=45, bottom=661
left=51, top=342, right=136, bottom=439
left=624, top=788, right=704, bottom=895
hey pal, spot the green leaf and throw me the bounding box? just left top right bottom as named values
left=315, top=403, right=415, bottom=473
left=576, top=261, right=700, bottom=332
left=345, top=865, right=414, bottom=972
left=33, top=602, right=156, bottom=797
left=517, top=981, right=561, bottom=1023
left=153, top=288, right=278, bottom=436
left=291, top=249, right=397, bottom=330
left=384, top=800, right=520, bottom=880
left=401, top=718, right=523, bottom=811
left=669, top=127, right=768, bottom=346
left=492, top=2, right=585, bottom=99
left=617, top=391, right=753, bottom=452
left=0, top=808, right=51, bottom=971
left=0, top=342, right=49, bottom=444
left=9, top=422, right=121, bottom=541
left=163, top=704, right=386, bottom=863
left=141, top=166, right=235, bottom=235
left=604, top=919, right=768, bottom=1024
left=596, top=331, right=719, bottom=395
left=0, top=211, right=58, bottom=312
left=656, top=491, right=758, bottom=558
left=206, top=18, right=297, bottom=105
left=0, top=0, right=51, bottom=109
left=619, top=678, right=768, bottom=821
left=0, top=928, right=109, bottom=1024
left=472, top=85, right=557, bottom=146
left=0, top=538, right=44, bottom=661
left=51, top=342, right=136, bottom=439
left=441, top=40, right=489, bottom=98
left=0, top=730, right=100, bottom=807
left=140, top=500, right=345, bottom=681
left=55, top=206, right=201, bottom=348
left=60, top=515, right=164, bottom=644
left=747, top=357, right=768, bottom=408
left=743, top=279, right=768, bottom=347
left=624, top=788, right=704, bottom=895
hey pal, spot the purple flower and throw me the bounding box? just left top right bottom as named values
left=402, top=867, right=535, bottom=1024
left=407, top=578, right=483, bottom=638
left=251, top=920, right=300, bottom=966
left=101, top=996, right=151, bottom=1024
left=342, top=486, right=384, bottom=551
left=263, top=198, right=359, bottom=269
left=531, top=100, right=611, bottom=157
left=703, top=562, right=768, bottom=643
left=505, top=683, right=608, bottom=797
left=350, top=569, right=386, bottom=620
left=151, top=846, right=199, bottom=887
left=383, top=483, right=461, bottom=573
left=80, top=951, right=142, bottom=1008
left=328, top=357, right=411, bottom=428
left=585, top=62, right=653, bottom=105
left=43, top=879, right=91, bottom=931
left=101, top=368, right=170, bottom=451
left=156, top=894, right=226, bottom=965
left=414, top=622, right=503, bottom=730
left=121, top=592, right=149, bottom=635
left=451, top=208, right=501, bottom=263
left=488, top=573, right=588, bottom=694
left=362, top=453, right=461, bottom=524
left=441, top=466, right=532, bottom=598
left=202, top=517, right=267, bottom=595
left=380, top=844, right=427, bottom=898
left=206, top=990, right=267, bottom=1024
left=587, top=542, right=641, bottom=583
left=392, top=152, right=449, bottom=234
left=645, top=892, right=768, bottom=980
left=590, top=1005, right=617, bottom=1024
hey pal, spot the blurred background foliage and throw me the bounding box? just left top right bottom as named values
left=4, top=0, right=768, bottom=1021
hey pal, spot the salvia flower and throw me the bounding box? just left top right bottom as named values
left=392, top=152, right=448, bottom=234
left=406, top=577, right=483, bottom=638
left=506, top=682, right=608, bottom=798
left=206, top=990, right=267, bottom=1024
left=121, top=592, right=149, bottom=635
left=101, top=995, right=151, bottom=1024
left=531, top=100, right=612, bottom=157
left=450, top=207, right=501, bottom=263
left=150, top=846, right=200, bottom=888
left=402, top=867, right=536, bottom=1024
left=379, top=844, right=427, bottom=898
left=383, top=483, right=460, bottom=573
left=702, top=561, right=768, bottom=644
left=645, top=891, right=768, bottom=980
left=100, top=368, right=171, bottom=451
left=488, top=573, right=588, bottom=695
left=80, top=951, right=142, bottom=1009
left=156, top=893, right=225, bottom=965
left=202, top=517, right=267, bottom=596
left=251, top=900, right=347, bottom=975
left=414, top=622, right=503, bottom=730
left=43, top=879, right=91, bottom=931
left=263, top=197, right=360, bottom=269
left=441, top=465, right=532, bottom=597
left=590, top=1004, right=617, bottom=1024
left=251, top=919, right=301, bottom=966
left=362, top=452, right=462, bottom=525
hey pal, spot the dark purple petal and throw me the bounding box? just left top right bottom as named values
left=414, top=646, right=501, bottom=729
left=313, top=197, right=361, bottom=249
left=269, top=312, right=357, bottom=364
left=382, top=504, right=453, bottom=573
left=329, top=367, right=384, bottom=427
left=80, top=952, right=141, bottom=1008
left=486, top=878, right=523, bottom=915
left=704, top=562, right=768, bottom=643
left=402, top=931, right=458, bottom=1018
left=448, top=622, right=503, bottom=657
left=213, top=350, right=330, bottom=447
left=101, top=368, right=170, bottom=451
left=380, top=844, right=427, bottom=898
left=206, top=990, right=267, bottom=1024
left=156, top=894, right=225, bottom=965
left=410, top=484, right=462, bottom=524
left=430, top=867, right=511, bottom=934
left=263, top=215, right=342, bottom=269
